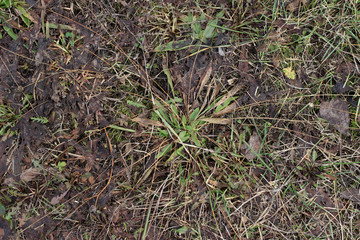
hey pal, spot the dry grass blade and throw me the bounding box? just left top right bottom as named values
left=132, top=117, right=164, bottom=127
left=200, top=117, right=231, bottom=125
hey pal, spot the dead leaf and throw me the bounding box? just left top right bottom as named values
left=20, top=168, right=41, bottom=182
left=207, top=179, right=228, bottom=188
left=286, top=0, right=309, bottom=12
left=340, top=188, right=360, bottom=203
left=306, top=187, right=339, bottom=222
left=132, top=117, right=164, bottom=127
left=213, top=84, right=244, bottom=109
left=50, top=188, right=70, bottom=205
left=245, top=131, right=261, bottom=160
left=196, top=64, right=212, bottom=99
left=200, top=118, right=231, bottom=125
left=272, top=53, right=282, bottom=68
left=213, top=101, right=239, bottom=117
left=319, top=99, right=350, bottom=135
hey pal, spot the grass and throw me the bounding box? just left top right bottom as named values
left=0, top=0, right=360, bottom=239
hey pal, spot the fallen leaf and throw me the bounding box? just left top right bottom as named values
left=319, top=99, right=350, bottom=135
left=207, top=179, right=228, bottom=188
left=196, top=63, right=212, bottom=99
left=245, top=131, right=261, bottom=160
left=306, top=187, right=339, bottom=222
left=213, top=84, right=244, bottom=109
left=286, top=0, right=309, bottom=12
left=50, top=188, right=70, bottom=205
left=132, top=117, right=164, bottom=127
left=213, top=101, right=239, bottom=117
left=340, top=188, right=360, bottom=203
left=272, top=53, right=282, bottom=68
left=20, top=168, right=41, bottom=182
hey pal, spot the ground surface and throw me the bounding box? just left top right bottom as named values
left=0, top=0, right=360, bottom=239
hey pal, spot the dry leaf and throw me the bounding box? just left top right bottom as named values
left=286, top=0, right=309, bottom=12
left=200, top=118, right=231, bottom=125
left=272, top=53, right=282, bottom=68
left=306, top=187, right=339, bottom=222
left=50, top=188, right=70, bottom=205
left=196, top=64, right=212, bottom=99
left=132, top=117, right=164, bottom=127
left=20, top=168, right=41, bottom=182
left=319, top=99, right=350, bottom=135
left=245, top=131, right=261, bottom=160
left=213, top=101, right=238, bottom=117
left=213, top=84, right=244, bottom=109
left=340, top=188, right=360, bottom=203
left=207, top=179, right=228, bottom=188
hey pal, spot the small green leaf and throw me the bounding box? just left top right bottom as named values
left=157, top=143, right=173, bottom=159
left=31, top=116, right=48, bottom=124
left=203, top=19, right=218, bottom=39
left=190, top=134, right=202, bottom=147
left=65, top=31, right=74, bottom=38
left=3, top=25, right=17, bottom=40
left=127, top=100, right=146, bottom=108
left=158, top=128, right=169, bottom=138
left=182, top=115, right=187, bottom=127
left=178, top=131, right=190, bottom=142
left=216, top=10, right=225, bottom=18
left=166, top=97, right=182, bottom=104
left=17, top=5, right=32, bottom=27
left=190, top=108, right=200, bottom=122
left=57, top=161, right=66, bottom=171
left=174, top=226, right=188, bottom=234
left=165, top=146, right=184, bottom=164
left=312, top=150, right=318, bottom=161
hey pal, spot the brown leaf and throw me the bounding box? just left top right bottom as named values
left=245, top=131, right=261, bottom=160
left=20, top=168, right=41, bottom=182
left=306, top=187, right=339, bottom=222
left=50, top=188, right=70, bottom=205
left=272, top=53, right=282, bottom=68
left=196, top=64, right=212, bottom=99
left=207, top=179, right=228, bottom=188
left=340, top=188, right=360, bottom=203
left=319, top=99, right=350, bottom=135
left=213, top=101, right=239, bottom=117
left=213, top=84, right=245, bottom=109
left=286, top=0, right=309, bottom=12
left=132, top=117, right=164, bottom=127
